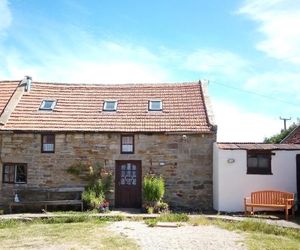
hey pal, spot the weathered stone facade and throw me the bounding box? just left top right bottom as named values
left=0, top=131, right=215, bottom=210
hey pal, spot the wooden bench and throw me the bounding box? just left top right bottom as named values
left=244, top=190, right=295, bottom=220
left=9, top=187, right=84, bottom=214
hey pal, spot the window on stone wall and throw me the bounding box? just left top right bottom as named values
left=41, top=134, right=55, bottom=153
left=247, top=150, right=272, bottom=175
left=121, top=135, right=134, bottom=154
left=2, top=163, right=27, bottom=184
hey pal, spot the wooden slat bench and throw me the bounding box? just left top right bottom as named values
left=244, top=190, right=295, bottom=220
left=9, top=187, right=84, bottom=214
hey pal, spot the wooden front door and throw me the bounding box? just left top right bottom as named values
left=115, top=160, right=142, bottom=208
left=297, top=155, right=300, bottom=203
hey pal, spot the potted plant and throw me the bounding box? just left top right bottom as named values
left=143, top=175, right=168, bottom=213
left=98, top=200, right=110, bottom=213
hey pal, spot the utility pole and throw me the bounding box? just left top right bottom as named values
left=279, top=117, right=291, bottom=131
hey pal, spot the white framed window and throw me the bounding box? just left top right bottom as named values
left=39, top=100, right=56, bottom=111
left=103, top=100, right=118, bottom=111
left=41, top=134, right=55, bottom=153
left=148, top=100, right=162, bottom=111
left=3, top=163, right=27, bottom=184
left=121, top=135, right=134, bottom=154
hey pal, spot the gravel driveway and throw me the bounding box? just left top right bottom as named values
left=108, top=221, right=247, bottom=250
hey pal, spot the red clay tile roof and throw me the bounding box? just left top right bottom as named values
left=217, top=142, right=300, bottom=150
left=0, top=81, right=19, bottom=116
left=281, top=126, right=300, bottom=144
left=1, top=81, right=214, bottom=133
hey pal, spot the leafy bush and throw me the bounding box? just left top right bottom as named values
left=143, top=175, right=165, bottom=202
left=154, top=201, right=169, bottom=213
left=263, top=122, right=298, bottom=143
left=82, top=189, right=104, bottom=209
left=144, top=218, right=157, bottom=227
left=67, top=161, right=112, bottom=210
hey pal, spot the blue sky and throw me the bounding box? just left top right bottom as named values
left=0, top=0, right=299, bottom=141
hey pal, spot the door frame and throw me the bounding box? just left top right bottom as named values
left=115, top=160, right=142, bottom=208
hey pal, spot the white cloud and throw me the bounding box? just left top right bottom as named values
left=239, top=0, right=300, bottom=64
left=0, top=33, right=170, bottom=83
left=213, top=99, right=283, bottom=142
left=0, top=0, right=12, bottom=33
left=184, top=49, right=250, bottom=78
left=244, top=71, right=300, bottom=101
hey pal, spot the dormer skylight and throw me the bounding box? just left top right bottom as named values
left=148, top=100, right=162, bottom=111
left=103, top=100, right=117, bottom=111
left=39, top=100, right=56, bottom=111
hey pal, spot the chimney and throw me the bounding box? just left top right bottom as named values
left=23, top=76, right=32, bottom=92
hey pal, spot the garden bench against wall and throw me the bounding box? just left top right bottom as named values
left=244, top=190, right=295, bottom=220
left=9, top=187, right=84, bottom=213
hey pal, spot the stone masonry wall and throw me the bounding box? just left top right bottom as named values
left=0, top=132, right=215, bottom=210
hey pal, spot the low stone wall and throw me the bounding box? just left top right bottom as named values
left=0, top=132, right=215, bottom=211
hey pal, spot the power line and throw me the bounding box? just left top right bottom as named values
left=210, top=80, right=299, bottom=107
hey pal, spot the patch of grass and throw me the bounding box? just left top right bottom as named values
left=246, top=233, right=300, bottom=250
left=212, top=219, right=300, bottom=241
left=144, top=218, right=157, bottom=227
left=189, top=216, right=300, bottom=250
left=144, top=212, right=188, bottom=227
left=38, top=215, right=91, bottom=224
left=0, top=220, right=138, bottom=250
left=189, top=216, right=212, bottom=226
left=0, top=219, right=23, bottom=229
left=158, top=212, right=188, bottom=222
left=0, top=214, right=127, bottom=229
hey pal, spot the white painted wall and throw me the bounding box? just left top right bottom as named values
left=213, top=143, right=300, bottom=212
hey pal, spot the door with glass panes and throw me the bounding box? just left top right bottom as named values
left=115, top=160, right=141, bottom=208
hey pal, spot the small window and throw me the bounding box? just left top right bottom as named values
left=121, top=135, right=134, bottom=154
left=40, top=100, right=56, bottom=110
left=103, top=100, right=117, bottom=111
left=3, top=163, right=27, bottom=184
left=149, top=100, right=162, bottom=111
left=41, top=134, right=55, bottom=153
left=247, top=151, right=272, bottom=175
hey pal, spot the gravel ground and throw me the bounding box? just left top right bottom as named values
left=108, top=221, right=247, bottom=250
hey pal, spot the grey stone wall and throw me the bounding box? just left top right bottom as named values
left=0, top=132, right=215, bottom=210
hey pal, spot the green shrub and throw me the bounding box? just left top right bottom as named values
left=154, top=201, right=169, bottom=213
left=144, top=218, right=157, bottom=227
left=143, top=175, right=165, bottom=202
left=67, top=161, right=112, bottom=210
left=82, top=189, right=104, bottom=209
left=147, top=207, right=154, bottom=214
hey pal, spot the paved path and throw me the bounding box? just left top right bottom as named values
left=108, top=221, right=247, bottom=250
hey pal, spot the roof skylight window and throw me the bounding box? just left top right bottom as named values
left=148, top=100, right=162, bottom=111
left=39, top=100, right=56, bottom=111
left=103, top=100, right=117, bottom=111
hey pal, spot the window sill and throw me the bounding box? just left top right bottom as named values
left=247, top=172, right=273, bottom=175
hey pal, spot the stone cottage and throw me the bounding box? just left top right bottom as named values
left=0, top=77, right=216, bottom=211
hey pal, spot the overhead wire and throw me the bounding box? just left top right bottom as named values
left=209, top=80, right=299, bottom=107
